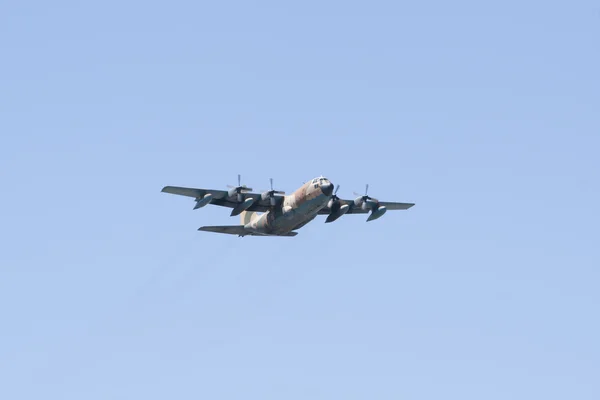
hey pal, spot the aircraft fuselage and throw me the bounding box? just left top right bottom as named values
left=243, top=177, right=333, bottom=235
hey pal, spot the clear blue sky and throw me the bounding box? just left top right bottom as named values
left=1, top=1, right=599, bottom=398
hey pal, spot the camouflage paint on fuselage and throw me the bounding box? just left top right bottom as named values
left=243, top=177, right=333, bottom=235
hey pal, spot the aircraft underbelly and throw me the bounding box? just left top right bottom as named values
left=270, top=195, right=327, bottom=234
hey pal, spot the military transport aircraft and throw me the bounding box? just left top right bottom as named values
left=161, top=175, right=415, bottom=237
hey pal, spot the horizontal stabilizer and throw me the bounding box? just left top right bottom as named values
left=198, top=225, right=297, bottom=237
left=198, top=225, right=248, bottom=236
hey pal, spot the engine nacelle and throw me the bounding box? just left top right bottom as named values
left=355, top=197, right=377, bottom=210
left=325, top=204, right=349, bottom=223
left=366, top=205, right=387, bottom=222
left=193, top=193, right=213, bottom=209
left=230, top=197, right=256, bottom=216
left=262, top=192, right=281, bottom=206
left=327, top=198, right=336, bottom=209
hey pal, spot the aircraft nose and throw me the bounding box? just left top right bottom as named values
left=321, top=182, right=333, bottom=196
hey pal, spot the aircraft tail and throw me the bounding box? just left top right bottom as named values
left=198, top=225, right=249, bottom=236
left=198, top=225, right=297, bottom=237
left=240, top=210, right=260, bottom=225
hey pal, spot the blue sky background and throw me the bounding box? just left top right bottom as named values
left=1, top=1, right=599, bottom=399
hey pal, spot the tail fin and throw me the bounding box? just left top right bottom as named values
left=198, top=225, right=298, bottom=237
left=240, top=210, right=260, bottom=225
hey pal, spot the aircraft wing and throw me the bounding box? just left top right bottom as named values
left=317, top=199, right=415, bottom=215
left=378, top=201, right=415, bottom=210
left=161, top=186, right=278, bottom=212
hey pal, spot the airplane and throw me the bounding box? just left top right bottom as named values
left=161, top=174, right=415, bottom=237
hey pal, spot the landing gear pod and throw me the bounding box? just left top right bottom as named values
left=282, top=205, right=295, bottom=219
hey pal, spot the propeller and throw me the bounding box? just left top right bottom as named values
left=261, top=178, right=285, bottom=206
left=327, top=184, right=341, bottom=209
left=353, top=184, right=377, bottom=210
left=227, top=174, right=253, bottom=202
left=353, top=183, right=371, bottom=200
left=325, top=184, right=350, bottom=223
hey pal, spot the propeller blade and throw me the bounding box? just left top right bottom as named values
left=260, top=178, right=284, bottom=195
left=354, top=184, right=371, bottom=200
left=227, top=174, right=253, bottom=192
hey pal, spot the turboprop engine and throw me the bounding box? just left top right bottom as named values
left=260, top=178, right=285, bottom=206
left=353, top=184, right=389, bottom=222
left=324, top=185, right=349, bottom=223
left=226, top=174, right=253, bottom=202
left=227, top=174, right=259, bottom=216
